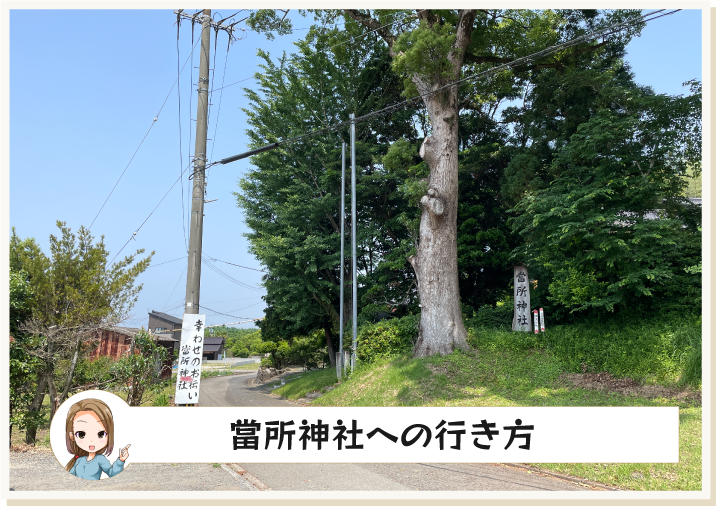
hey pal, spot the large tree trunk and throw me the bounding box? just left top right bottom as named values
left=48, top=372, right=59, bottom=422
left=408, top=11, right=476, bottom=357
left=409, top=87, right=469, bottom=357
left=324, top=323, right=336, bottom=367
left=24, top=374, right=47, bottom=444
left=59, top=336, right=82, bottom=404
left=344, top=9, right=476, bottom=357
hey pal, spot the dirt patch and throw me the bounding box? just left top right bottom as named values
left=561, top=371, right=701, bottom=405
left=10, top=444, right=53, bottom=454
left=427, top=363, right=449, bottom=375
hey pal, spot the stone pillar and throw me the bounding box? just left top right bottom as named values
left=512, top=265, right=532, bottom=332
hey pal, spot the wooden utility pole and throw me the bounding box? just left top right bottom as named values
left=184, top=9, right=211, bottom=315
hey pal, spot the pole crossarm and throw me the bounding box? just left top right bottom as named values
left=174, top=9, right=244, bottom=40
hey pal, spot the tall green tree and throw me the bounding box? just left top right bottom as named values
left=321, top=9, right=647, bottom=356
left=11, top=223, right=152, bottom=442
left=510, top=81, right=701, bottom=315
left=236, top=25, right=419, bottom=361
left=9, top=268, right=41, bottom=445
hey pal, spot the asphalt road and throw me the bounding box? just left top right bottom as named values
left=7, top=372, right=602, bottom=492
left=197, top=371, right=290, bottom=407
left=199, top=372, right=598, bottom=492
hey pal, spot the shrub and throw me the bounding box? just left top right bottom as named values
left=467, top=327, right=541, bottom=353
left=234, top=347, right=250, bottom=358
left=468, top=302, right=514, bottom=330
left=57, top=355, right=115, bottom=390
left=357, top=314, right=419, bottom=363
left=668, top=321, right=702, bottom=386
left=259, top=340, right=290, bottom=369
left=537, top=314, right=701, bottom=383
left=152, top=393, right=170, bottom=406
left=289, top=330, right=325, bottom=370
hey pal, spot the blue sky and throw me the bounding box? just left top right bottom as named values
left=8, top=9, right=703, bottom=330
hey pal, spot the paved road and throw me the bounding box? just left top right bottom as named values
left=199, top=372, right=599, bottom=492
left=7, top=373, right=603, bottom=492
left=8, top=451, right=256, bottom=491
left=198, top=371, right=289, bottom=407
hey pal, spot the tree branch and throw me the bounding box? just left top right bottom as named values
left=344, top=10, right=396, bottom=55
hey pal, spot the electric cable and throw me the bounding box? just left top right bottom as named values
left=110, top=160, right=194, bottom=264
left=148, top=256, right=187, bottom=268
left=210, top=9, right=681, bottom=167
left=89, top=34, right=202, bottom=232
left=202, top=253, right=267, bottom=272
left=201, top=305, right=253, bottom=319
left=201, top=257, right=265, bottom=292
left=177, top=21, right=188, bottom=251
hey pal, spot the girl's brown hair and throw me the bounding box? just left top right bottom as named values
left=64, top=398, right=115, bottom=472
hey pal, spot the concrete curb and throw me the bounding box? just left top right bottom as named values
left=225, top=463, right=272, bottom=491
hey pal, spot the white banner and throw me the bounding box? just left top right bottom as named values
left=51, top=391, right=679, bottom=465
left=174, top=314, right=206, bottom=404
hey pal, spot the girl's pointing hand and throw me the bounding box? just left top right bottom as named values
left=119, top=444, right=131, bottom=462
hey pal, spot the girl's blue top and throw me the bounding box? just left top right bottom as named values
left=69, top=454, right=125, bottom=480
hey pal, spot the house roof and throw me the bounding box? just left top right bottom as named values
left=149, top=311, right=183, bottom=326
left=203, top=336, right=224, bottom=346
left=101, top=326, right=142, bottom=338
left=155, top=333, right=180, bottom=342
left=203, top=344, right=222, bottom=353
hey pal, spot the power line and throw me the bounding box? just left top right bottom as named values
left=200, top=295, right=264, bottom=304
left=201, top=256, right=266, bottom=292
left=203, top=11, right=424, bottom=97
left=147, top=256, right=187, bottom=268
left=202, top=253, right=267, bottom=272
left=205, top=318, right=264, bottom=328
left=212, top=9, right=681, bottom=166
left=201, top=305, right=253, bottom=319
left=226, top=301, right=263, bottom=313
left=330, top=9, right=425, bottom=51
left=177, top=20, right=188, bottom=251
left=89, top=34, right=202, bottom=232
left=208, top=45, right=230, bottom=173
left=110, top=160, right=194, bottom=264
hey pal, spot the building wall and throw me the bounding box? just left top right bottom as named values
left=88, top=329, right=135, bottom=360
left=148, top=314, right=181, bottom=333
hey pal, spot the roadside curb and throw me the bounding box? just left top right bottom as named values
left=496, top=463, right=621, bottom=491
left=224, top=463, right=272, bottom=491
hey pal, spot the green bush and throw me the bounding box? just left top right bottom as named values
left=467, top=326, right=541, bottom=353
left=357, top=314, right=419, bottom=363
left=289, top=330, right=325, bottom=370
left=259, top=340, right=291, bottom=369
left=58, top=356, right=115, bottom=389
left=668, top=321, right=702, bottom=386
left=234, top=347, right=250, bottom=358
left=468, top=302, right=514, bottom=330
left=536, top=315, right=701, bottom=383
left=152, top=393, right=170, bottom=406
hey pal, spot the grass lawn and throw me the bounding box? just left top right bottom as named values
left=277, top=347, right=701, bottom=491
left=271, top=368, right=340, bottom=399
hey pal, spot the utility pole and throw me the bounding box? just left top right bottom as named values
left=339, top=142, right=346, bottom=378
left=350, top=114, right=357, bottom=374
left=184, top=9, right=211, bottom=315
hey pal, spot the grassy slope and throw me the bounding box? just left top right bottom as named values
left=276, top=347, right=701, bottom=491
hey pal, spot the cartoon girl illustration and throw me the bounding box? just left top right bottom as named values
left=64, top=398, right=131, bottom=480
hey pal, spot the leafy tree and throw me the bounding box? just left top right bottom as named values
left=323, top=9, right=647, bottom=356
left=237, top=24, right=419, bottom=361
left=289, top=330, right=327, bottom=370
left=11, top=223, right=152, bottom=442
left=112, top=330, right=170, bottom=406
left=510, top=82, right=701, bottom=315
left=9, top=269, right=42, bottom=445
